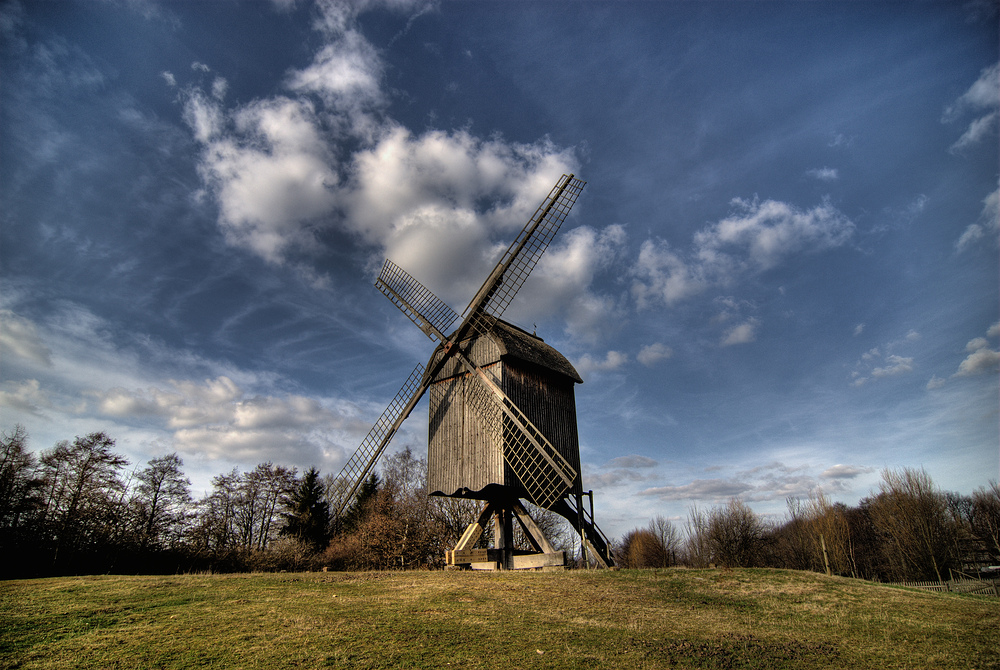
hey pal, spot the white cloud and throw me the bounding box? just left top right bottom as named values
left=585, top=467, right=654, bottom=489
left=966, top=337, right=990, bottom=352
left=806, top=167, right=838, bottom=181
left=955, top=346, right=1000, bottom=377
left=956, top=187, right=999, bottom=252
left=943, top=62, right=999, bottom=121
left=161, top=71, right=176, bottom=87
left=189, top=96, right=339, bottom=263
left=344, top=126, right=577, bottom=301
left=637, top=342, right=673, bottom=366
left=820, top=464, right=872, bottom=480
left=721, top=319, right=758, bottom=346
left=952, top=323, right=1000, bottom=377
left=853, top=323, right=864, bottom=336
left=211, top=76, right=228, bottom=101
left=871, top=354, right=913, bottom=378
left=641, top=478, right=753, bottom=502
left=696, top=197, right=854, bottom=272
left=0, top=310, right=52, bottom=365
left=0, top=379, right=50, bottom=415
left=0, top=299, right=380, bottom=489
left=575, top=350, right=627, bottom=376
left=631, top=239, right=705, bottom=307
left=603, top=454, right=659, bottom=469
left=943, top=62, right=999, bottom=153
left=926, top=375, right=946, bottom=390
left=182, top=88, right=223, bottom=143
left=851, top=335, right=921, bottom=386
left=632, top=197, right=853, bottom=309
left=287, top=33, right=383, bottom=105
left=950, top=110, right=999, bottom=153
left=524, top=224, right=626, bottom=341
left=642, top=461, right=864, bottom=504
left=183, top=1, right=580, bottom=296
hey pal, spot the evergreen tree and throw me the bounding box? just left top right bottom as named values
left=281, top=467, right=331, bottom=550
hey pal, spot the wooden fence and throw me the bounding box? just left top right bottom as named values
left=890, top=578, right=1000, bottom=597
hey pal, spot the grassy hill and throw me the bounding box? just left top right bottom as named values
left=2, top=568, right=997, bottom=669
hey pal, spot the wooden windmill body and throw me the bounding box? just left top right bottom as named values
left=427, top=318, right=582, bottom=501
left=331, top=175, right=614, bottom=569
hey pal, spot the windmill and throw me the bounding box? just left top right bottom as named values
left=332, top=174, right=614, bottom=569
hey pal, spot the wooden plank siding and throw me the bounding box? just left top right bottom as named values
left=426, top=319, right=582, bottom=502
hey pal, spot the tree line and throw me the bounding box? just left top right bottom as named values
left=2, top=424, right=997, bottom=580
left=616, top=469, right=1000, bottom=583
left=0, top=426, right=572, bottom=577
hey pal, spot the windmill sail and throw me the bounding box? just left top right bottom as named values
left=330, top=363, right=428, bottom=520
left=375, top=259, right=459, bottom=342
left=462, top=174, right=586, bottom=337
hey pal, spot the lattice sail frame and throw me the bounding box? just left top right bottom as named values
left=376, top=259, right=459, bottom=341
left=462, top=363, right=578, bottom=508
left=330, top=363, right=427, bottom=519
left=464, top=174, right=586, bottom=338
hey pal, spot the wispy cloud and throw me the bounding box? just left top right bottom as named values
left=956, top=186, right=999, bottom=252
left=632, top=197, right=854, bottom=308
left=850, top=332, right=921, bottom=386
left=943, top=62, right=999, bottom=153
left=0, top=310, right=52, bottom=366
left=642, top=461, right=871, bottom=503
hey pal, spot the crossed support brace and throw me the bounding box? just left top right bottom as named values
left=445, top=498, right=566, bottom=571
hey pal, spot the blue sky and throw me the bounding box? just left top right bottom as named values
left=1, top=0, right=997, bottom=538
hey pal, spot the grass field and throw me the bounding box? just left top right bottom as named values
left=2, top=568, right=997, bottom=669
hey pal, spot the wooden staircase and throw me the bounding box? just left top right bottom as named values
left=552, top=495, right=616, bottom=568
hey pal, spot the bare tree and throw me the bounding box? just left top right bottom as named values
left=685, top=505, right=712, bottom=568
left=37, top=432, right=129, bottom=566
left=131, top=453, right=192, bottom=551
left=706, top=499, right=768, bottom=568
left=0, top=425, right=42, bottom=534
left=969, top=481, right=1000, bottom=564
left=867, top=467, right=957, bottom=582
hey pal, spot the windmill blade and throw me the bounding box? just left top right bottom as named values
left=375, top=259, right=459, bottom=342
left=461, top=174, right=586, bottom=337
left=330, top=363, right=429, bottom=520
left=454, top=348, right=577, bottom=509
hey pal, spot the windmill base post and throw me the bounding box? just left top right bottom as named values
left=445, top=497, right=567, bottom=571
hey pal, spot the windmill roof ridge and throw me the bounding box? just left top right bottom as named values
left=491, top=318, right=583, bottom=384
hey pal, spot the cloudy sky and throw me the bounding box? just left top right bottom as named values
left=2, top=0, right=997, bottom=538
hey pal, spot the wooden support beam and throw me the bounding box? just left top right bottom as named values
left=454, top=501, right=495, bottom=551
left=469, top=561, right=500, bottom=571
left=447, top=548, right=489, bottom=565
left=510, top=499, right=556, bottom=555
left=511, top=551, right=566, bottom=570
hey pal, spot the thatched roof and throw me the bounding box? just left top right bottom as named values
left=488, top=319, right=583, bottom=384
left=428, top=317, right=583, bottom=384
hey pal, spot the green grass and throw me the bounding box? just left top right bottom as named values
left=2, top=569, right=997, bottom=669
